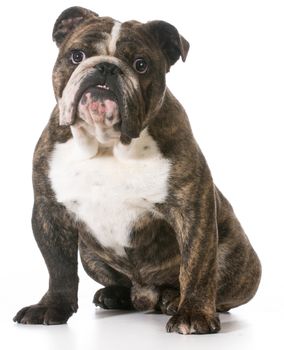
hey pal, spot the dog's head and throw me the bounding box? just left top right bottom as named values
left=52, top=6, right=189, bottom=144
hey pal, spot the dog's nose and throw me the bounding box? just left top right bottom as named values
left=96, top=62, right=121, bottom=76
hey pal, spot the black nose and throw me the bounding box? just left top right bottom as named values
left=96, top=62, right=121, bottom=76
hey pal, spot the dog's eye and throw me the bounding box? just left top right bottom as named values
left=70, top=50, right=86, bottom=64
left=133, top=58, right=148, bottom=74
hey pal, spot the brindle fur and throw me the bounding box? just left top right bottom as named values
left=13, top=7, right=261, bottom=334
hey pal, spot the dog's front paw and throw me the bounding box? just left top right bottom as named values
left=166, top=312, right=220, bottom=335
left=13, top=303, right=74, bottom=325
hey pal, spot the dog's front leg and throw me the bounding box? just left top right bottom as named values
left=13, top=199, right=79, bottom=325
left=163, top=185, right=220, bottom=335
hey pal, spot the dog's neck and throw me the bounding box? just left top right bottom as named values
left=70, top=118, right=119, bottom=158
left=70, top=120, right=153, bottom=160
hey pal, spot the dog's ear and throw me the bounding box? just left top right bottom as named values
left=53, top=6, right=99, bottom=47
left=146, top=21, right=189, bottom=71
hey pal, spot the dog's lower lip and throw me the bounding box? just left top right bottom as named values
left=81, top=85, right=117, bottom=102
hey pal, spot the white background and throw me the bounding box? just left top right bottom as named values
left=1, top=0, right=283, bottom=349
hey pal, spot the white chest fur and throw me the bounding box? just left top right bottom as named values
left=49, top=128, right=171, bottom=255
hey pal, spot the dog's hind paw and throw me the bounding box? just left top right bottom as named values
left=93, top=286, right=133, bottom=310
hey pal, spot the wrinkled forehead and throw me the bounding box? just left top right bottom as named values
left=63, top=18, right=153, bottom=57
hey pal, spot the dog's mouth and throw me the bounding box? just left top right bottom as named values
left=77, top=84, right=121, bottom=131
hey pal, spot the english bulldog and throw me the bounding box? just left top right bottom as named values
left=13, top=6, right=261, bottom=334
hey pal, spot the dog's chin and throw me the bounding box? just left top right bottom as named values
left=74, top=117, right=121, bottom=147
left=93, top=125, right=121, bottom=145
left=76, top=86, right=122, bottom=146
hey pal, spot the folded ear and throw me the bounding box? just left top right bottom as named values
left=53, top=6, right=99, bottom=47
left=146, top=21, right=190, bottom=71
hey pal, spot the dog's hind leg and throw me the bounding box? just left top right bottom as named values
left=79, top=238, right=133, bottom=310
left=215, top=189, right=262, bottom=312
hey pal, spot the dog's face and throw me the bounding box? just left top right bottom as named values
left=52, top=7, right=189, bottom=144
